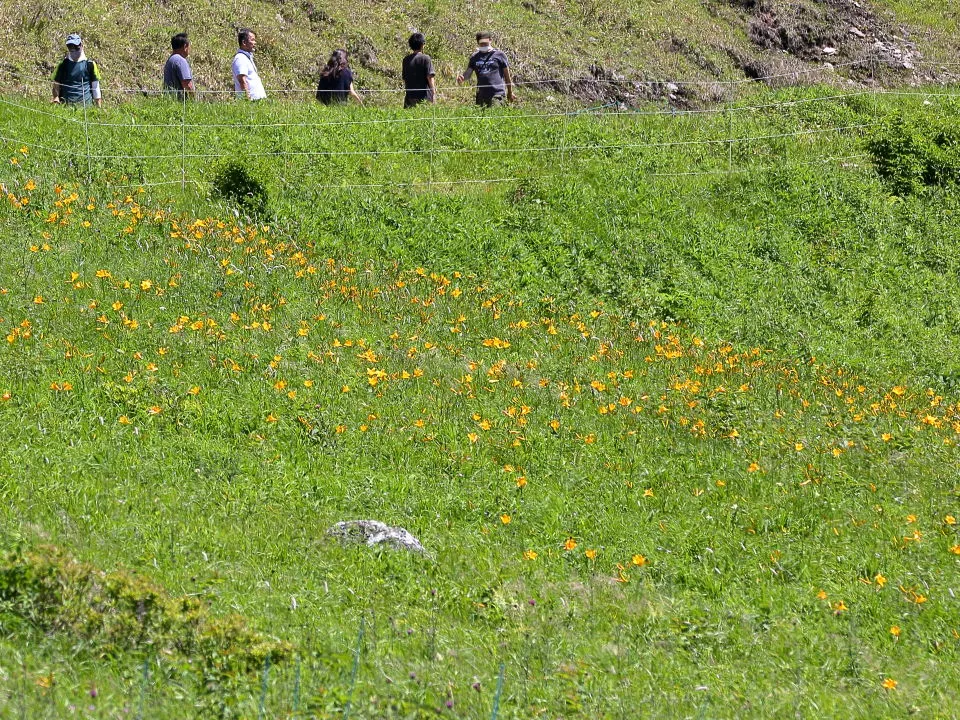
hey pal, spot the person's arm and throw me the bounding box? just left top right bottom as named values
left=233, top=55, right=254, bottom=99
left=348, top=82, right=363, bottom=105
left=428, top=74, right=437, bottom=103
left=457, top=61, right=474, bottom=85
left=503, top=66, right=515, bottom=102
left=51, top=63, right=62, bottom=103
left=180, top=59, right=196, bottom=98
left=89, top=62, right=103, bottom=107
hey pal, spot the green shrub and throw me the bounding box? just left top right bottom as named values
left=211, top=161, right=269, bottom=217
left=0, top=545, right=292, bottom=690
left=866, top=115, right=960, bottom=195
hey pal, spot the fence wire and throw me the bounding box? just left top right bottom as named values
left=1, top=79, right=956, bottom=194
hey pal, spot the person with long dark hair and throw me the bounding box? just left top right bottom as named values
left=316, top=49, right=363, bottom=104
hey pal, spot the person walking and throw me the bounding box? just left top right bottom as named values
left=456, top=32, right=514, bottom=107
left=232, top=29, right=266, bottom=101
left=51, top=33, right=103, bottom=107
left=315, top=49, right=363, bottom=105
left=401, top=32, right=436, bottom=108
left=163, top=33, right=195, bottom=99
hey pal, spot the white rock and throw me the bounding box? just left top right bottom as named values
left=822, top=47, right=837, bottom=56
left=328, top=519, right=426, bottom=553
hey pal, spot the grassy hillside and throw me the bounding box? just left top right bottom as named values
left=1, top=87, right=959, bottom=717
left=0, top=0, right=957, bottom=103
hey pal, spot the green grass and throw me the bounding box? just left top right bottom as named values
left=1, top=87, right=959, bottom=718
left=879, top=0, right=960, bottom=37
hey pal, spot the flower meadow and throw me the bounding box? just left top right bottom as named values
left=1, top=93, right=959, bottom=718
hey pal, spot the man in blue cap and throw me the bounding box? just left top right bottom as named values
left=52, top=33, right=103, bottom=107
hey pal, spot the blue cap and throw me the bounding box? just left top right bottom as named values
left=65, top=33, right=83, bottom=46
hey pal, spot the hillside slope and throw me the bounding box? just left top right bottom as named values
left=2, top=91, right=960, bottom=716
left=0, top=0, right=956, bottom=104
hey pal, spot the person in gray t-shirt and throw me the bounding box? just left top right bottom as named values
left=163, top=33, right=195, bottom=98
left=457, top=31, right=515, bottom=106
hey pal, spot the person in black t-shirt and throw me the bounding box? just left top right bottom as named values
left=402, top=33, right=436, bottom=108
left=316, top=49, right=363, bottom=105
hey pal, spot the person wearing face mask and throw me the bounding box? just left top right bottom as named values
left=456, top=31, right=515, bottom=107
left=232, top=28, right=267, bottom=101
left=51, top=34, right=103, bottom=107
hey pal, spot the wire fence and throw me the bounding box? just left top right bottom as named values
left=0, top=88, right=884, bottom=130
left=1, top=0, right=958, bottom=195
left=11, top=51, right=960, bottom=101
left=1, top=63, right=957, bottom=194
left=0, top=120, right=882, bottom=162
left=8, top=56, right=874, bottom=97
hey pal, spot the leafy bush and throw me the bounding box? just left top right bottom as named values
left=866, top=115, right=960, bottom=195
left=211, top=161, right=269, bottom=217
left=0, top=545, right=292, bottom=690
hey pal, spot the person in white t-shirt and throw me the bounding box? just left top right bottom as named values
left=232, top=29, right=266, bottom=101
